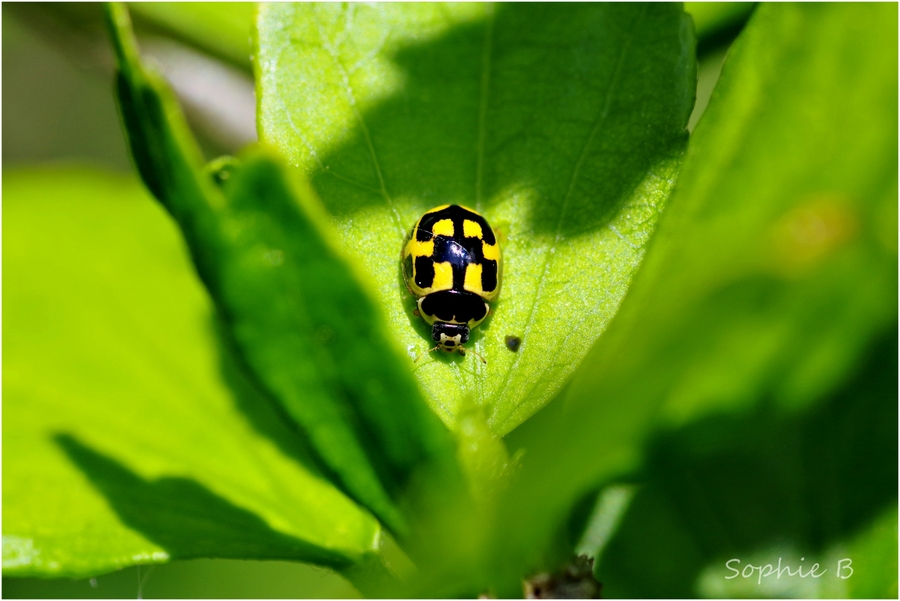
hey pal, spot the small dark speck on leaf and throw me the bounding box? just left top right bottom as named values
left=505, top=335, right=522, bottom=352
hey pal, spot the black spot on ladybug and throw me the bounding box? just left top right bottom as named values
left=414, top=255, right=434, bottom=289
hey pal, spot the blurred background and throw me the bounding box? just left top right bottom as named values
left=2, top=3, right=754, bottom=598
left=2, top=2, right=752, bottom=169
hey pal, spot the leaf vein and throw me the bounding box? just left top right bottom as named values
left=489, top=6, right=649, bottom=428
left=314, top=10, right=405, bottom=237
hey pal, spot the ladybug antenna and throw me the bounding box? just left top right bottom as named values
left=461, top=346, right=487, bottom=365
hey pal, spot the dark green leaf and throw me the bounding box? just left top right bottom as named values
left=104, top=3, right=217, bottom=223
left=105, top=3, right=464, bottom=538
left=209, top=149, right=467, bottom=538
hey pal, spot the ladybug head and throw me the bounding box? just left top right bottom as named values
left=432, top=322, right=469, bottom=352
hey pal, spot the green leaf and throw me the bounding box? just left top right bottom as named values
left=255, top=3, right=696, bottom=436
left=598, top=334, right=897, bottom=597
left=105, top=3, right=464, bottom=539
left=130, top=2, right=255, bottom=71
left=493, top=1, right=897, bottom=594
left=2, top=167, right=379, bottom=578
left=104, top=2, right=217, bottom=223
left=840, top=505, right=899, bottom=598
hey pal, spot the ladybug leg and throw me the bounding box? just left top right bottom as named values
left=413, top=343, right=442, bottom=363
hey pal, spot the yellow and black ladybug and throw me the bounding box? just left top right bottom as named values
left=402, top=204, right=501, bottom=362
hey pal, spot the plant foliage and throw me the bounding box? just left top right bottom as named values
left=3, top=2, right=896, bottom=598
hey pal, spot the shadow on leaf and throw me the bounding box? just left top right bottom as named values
left=54, top=434, right=354, bottom=569
left=302, top=3, right=691, bottom=238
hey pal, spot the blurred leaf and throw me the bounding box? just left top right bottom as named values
left=840, top=505, right=899, bottom=598
left=256, top=3, right=696, bottom=436
left=694, top=506, right=898, bottom=598
left=2, top=167, right=379, bottom=578
left=3, top=3, right=255, bottom=162
left=130, top=2, right=255, bottom=71
left=1, top=4, right=133, bottom=170
left=488, top=1, right=897, bottom=593
left=601, top=333, right=897, bottom=597
left=105, top=3, right=464, bottom=539
left=104, top=2, right=216, bottom=222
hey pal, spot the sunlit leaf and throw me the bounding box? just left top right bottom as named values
left=256, top=3, right=696, bottom=436
left=2, top=167, right=379, bottom=578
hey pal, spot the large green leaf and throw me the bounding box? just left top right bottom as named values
left=105, top=3, right=463, bottom=539
left=491, top=2, right=897, bottom=596
left=2, top=167, right=379, bottom=578
left=256, top=3, right=696, bottom=435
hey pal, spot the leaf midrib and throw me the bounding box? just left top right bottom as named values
left=470, top=5, right=498, bottom=412
left=488, top=5, right=650, bottom=433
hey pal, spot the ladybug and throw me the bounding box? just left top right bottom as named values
left=402, top=204, right=501, bottom=362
